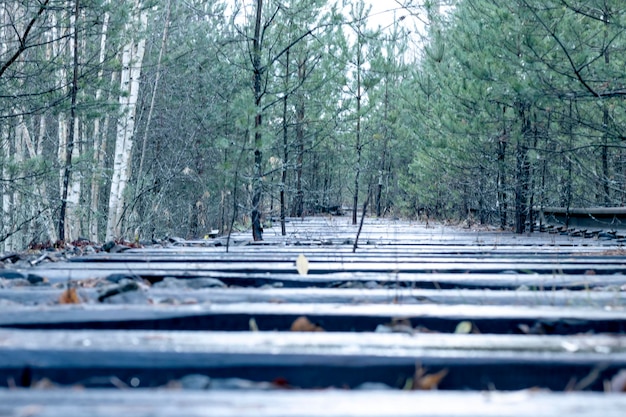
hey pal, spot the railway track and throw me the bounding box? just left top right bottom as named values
left=1, top=217, right=626, bottom=416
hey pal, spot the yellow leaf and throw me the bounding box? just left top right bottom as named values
left=454, top=321, right=473, bottom=334
left=296, top=254, right=309, bottom=276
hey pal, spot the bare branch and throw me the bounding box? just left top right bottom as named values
left=519, top=0, right=600, bottom=98
left=0, top=0, right=51, bottom=79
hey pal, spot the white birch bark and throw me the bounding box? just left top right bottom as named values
left=105, top=4, right=148, bottom=240
left=65, top=121, right=81, bottom=241
left=59, top=3, right=82, bottom=242
left=89, top=7, right=110, bottom=242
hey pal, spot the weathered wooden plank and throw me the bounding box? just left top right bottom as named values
left=539, top=207, right=626, bottom=230
left=2, top=389, right=626, bottom=417
left=5, top=329, right=624, bottom=355
left=24, top=260, right=626, bottom=288
left=1, top=330, right=625, bottom=390
left=1, top=302, right=625, bottom=334
left=68, top=251, right=626, bottom=265
left=1, top=287, right=625, bottom=307
left=3, top=216, right=626, bottom=410
left=16, top=266, right=626, bottom=289
left=30, top=247, right=626, bottom=275
left=129, top=243, right=624, bottom=254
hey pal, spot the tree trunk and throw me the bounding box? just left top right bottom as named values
left=514, top=102, right=531, bottom=234
left=54, top=0, right=82, bottom=242
left=1, top=124, right=12, bottom=252
left=251, top=0, right=264, bottom=241
left=280, top=48, right=290, bottom=236
left=601, top=6, right=611, bottom=206
left=497, top=106, right=508, bottom=229
left=352, top=36, right=362, bottom=225
left=106, top=3, right=148, bottom=240
left=376, top=79, right=390, bottom=218
left=89, top=7, right=111, bottom=243
left=565, top=100, right=573, bottom=226
left=292, top=58, right=306, bottom=218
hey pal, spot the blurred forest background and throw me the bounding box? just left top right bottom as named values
left=1, top=0, right=625, bottom=250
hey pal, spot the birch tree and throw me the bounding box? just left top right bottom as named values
left=88, top=4, right=111, bottom=242
left=105, top=0, right=148, bottom=241
left=58, top=0, right=81, bottom=242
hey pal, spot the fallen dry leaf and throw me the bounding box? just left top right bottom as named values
left=290, top=316, right=324, bottom=332
left=409, top=364, right=448, bottom=390
left=296, top=254, right=309, bottom=276
left=59, top=287, right=81, bottom=304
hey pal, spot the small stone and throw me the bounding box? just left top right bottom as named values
left=0, top=253, right=21, bottom=264
left=101, top=290, right=150, bottom=304
left=101, top=241, right=116, bottom=252
left=153, top=277, right=225, bottom=289
left=0, top=270, right=26, bottom=280
left=180, top=374, right=211, bottom=390
left=106, top=273, right=143, bottom=284
left=185, top=278, right=226, bottom=289
left=26, top=274, right=47, bottom=285
left=110, top=244, right=131, bottom=253
left=98, top=279, right=143, bottom=302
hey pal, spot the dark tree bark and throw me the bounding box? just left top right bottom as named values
left=601, top=5, right=611, bottom=205
left=291, top=58, right=306, bottom=218
left=280, top=48, right=290, bottom=235
left=352, top=36, right=362, bottom=225
left=497, top=106, right=508, bottom=229
left=514, top=102, right=531, bottom=234
left=251, top=0, right=264, bottom=241
left=376, top=79, right=390, bottom=218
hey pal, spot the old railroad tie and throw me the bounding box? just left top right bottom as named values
left=2, top=217, right=626, bottom=416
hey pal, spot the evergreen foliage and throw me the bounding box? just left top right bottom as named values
left=2, top=0, right=626, bottom=249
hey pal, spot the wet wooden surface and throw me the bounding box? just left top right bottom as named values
left=1, top=302, right=626, bottom=334
left=2, top=217, right=626, bottom=414
left=3, top=389, right=626, bottom=417
left=0, top=329, right=625, bottom=390
left=1, top=286, right=624, bottom=307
